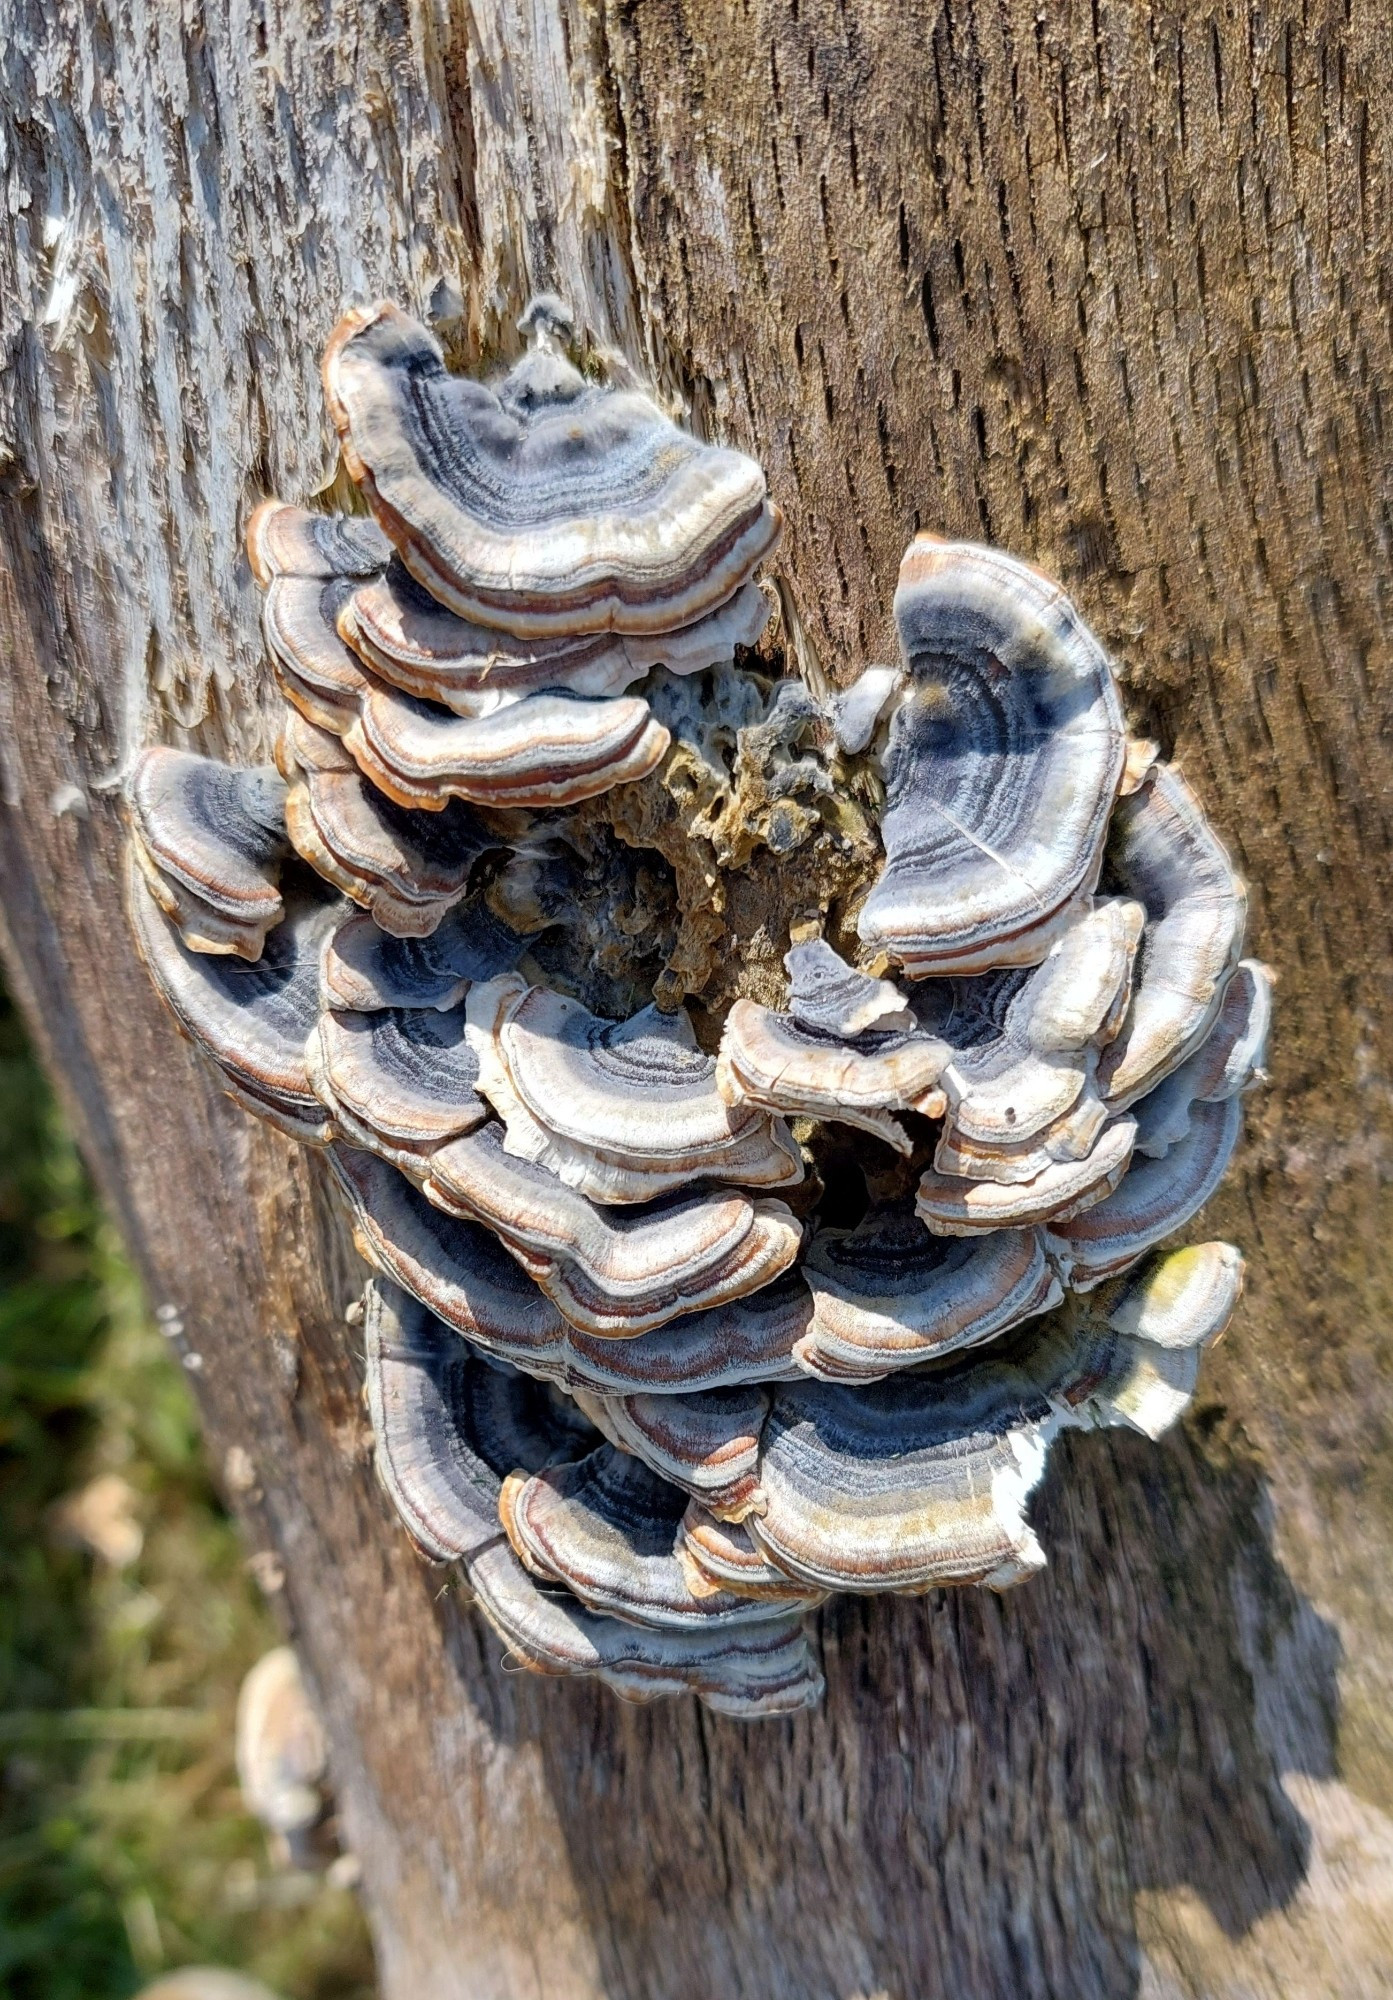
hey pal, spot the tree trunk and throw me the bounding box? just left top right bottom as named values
left=3, top=2, right=1391, bottom=1993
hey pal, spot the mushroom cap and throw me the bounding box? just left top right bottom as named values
left=857, top=537, right=1125, bottom=975
left=364, top=1283, right=820, bottom=1712
left=343, top=558, right=770, bottom=713
left=1074, top=1241, right=1245, bottom=1436
left=362, top=1279, right=596, bottom=1561
left=262, top=574, right=375, bottom=721
left=128, top=750, right=288, bottom=934
left=308, top=1003, right=487, bottom=1160
left=501, top=1445, right=803, bottom=1629
left=798, top=1207, right=1062, bottom=1380
left=716, top=997, right=950, bottom=1153
left=592, top=1385, right=772, bottom=1518
left=915, top=1114, right=1137, bottom=1234
left=245, top=499, right=390, bottom=584
left=930, top=1088, right=1109, bottom=1186
left=1097, top=765, right=1248, bottom=1108
left=332, top=1144, right=811, bottom=1394
left=129, top=829, right=279, bottom=962
left=1131, top=959, right=1272, bottom=1158
left=750, top=1267, right=1230, bottom=1595
left=319, top=896, right=530, bottom=1013
left=1102, top=1239, right=1245, bottom=1351
left=128, top=860, right=340, bottom=1137
left=910, top=898, right=1142, bottom=1158
left=342, top=685, right=670, bottom=811
left=467, top=1540, right=823, bottom=1714
left=1043, top=1094, right=1244, bottom=1289
left=234, top=1646, right=326, bottom=1838
left=784, top=939, right=914, bottom=1038
left=678, top=1504, right=813, bottom=1602
left=322, top=300, right=781, bottom=636
left=471, top=979, right=803, bottom=1199
left=749, top=1359, right=1060, bottom=1593
left=333, top=1146, right=572, bottom=1376
left=279, top=718, right=497, bottom=936
left=424, top=1123, right=804, bottom=1338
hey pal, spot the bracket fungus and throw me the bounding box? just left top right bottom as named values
left=126, top=295, right=1268, bottom=1712
left=857, top=538, right=1126, bottom=976
left=128, top=750, right=289, bottom=960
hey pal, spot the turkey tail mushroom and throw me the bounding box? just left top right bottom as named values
left=422, top=1123, right=804, bottom=1339
left=322, top=299, right=782, bottom=636
left=123, top=326, right=1271, bottom=1715
left=1096, top=764, right=1248, bottom=1109
left=277, top=714, right=498, bottom=935
left=469, top=976, right=803, bottom=1202
left=857, top=538, right=1126, bottom=976
left=716, top=997, right=950, bottom=1154
left=128, top=861, right=342, bottom=1143
left=342, top=558, right=771, bottom=713
left=499, top=1446, right=807, bottom=1631
left=127, top=750, right=290, bottom=960
left=364, top=1284, right=821, bottom=1713
left=333, top=1144, right=811, bottom=1395
left=245, top=499, right=391, bottom=585
left=797, top=1207, right=1061, bottom=1381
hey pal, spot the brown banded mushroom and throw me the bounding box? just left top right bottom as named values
left=128, top=861, right=342, bottom=1143
left=469, top=976, right=803, bottom=1202
left=797, top=1207, right=1061, bottom=1381
left=364, top=1283, right=820, bottom=1713
left=914, top=1114, right=1138, bottom=1235
left=585, top=1386, right=772, bottom=1519
left=261, top=572, right=375, bottom=737
left=342, top=558, right=770, bottom=713
left=322, top=300, right=781, bottom=636
left=331, top=1145, right=810, bottom=1395
left=341, top=685, right=671, bottom=813
left=500, top=1445, right=812, bottom=1629
left=678, top=1506, right=812, bottom=1603
left=277, top=714, right=498, bottom=936
left=423, top=1122, right=804, bottom=1338
left=912, top=898, right=1144, bottom=1183
left=858, top=537, right=1126, bottom=976
left=748, top=1243, right=1242, bottom=1595
left=307, top=1004, right=487, bottom=1170
left=1043, top=1095, right=1245, bottom=1289
left=716, top=997, right=951, bottom=1154
left=127, top=749, right=289, bottom=959
left=245, top=499, right=391, bottom=585
left=319, top=895, right=531, bottom=1014
left=1097, top=763, right=1248, bottom=1109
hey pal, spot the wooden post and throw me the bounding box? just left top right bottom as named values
left=2, top=2, right=1390, bottom=1990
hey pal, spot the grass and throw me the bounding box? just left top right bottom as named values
left=0, top=981, right=376, bottom=1999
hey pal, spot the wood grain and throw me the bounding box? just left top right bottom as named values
left=2, top=1, right=1391, bottom=1992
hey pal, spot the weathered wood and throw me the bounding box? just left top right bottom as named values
left=3, top=1, right=1392, bottom=1992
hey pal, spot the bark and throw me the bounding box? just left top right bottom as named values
left=2, top=2, right=1391, bottom=1994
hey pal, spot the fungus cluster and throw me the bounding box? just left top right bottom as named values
left=125, top=298, right=1269, bottom=1717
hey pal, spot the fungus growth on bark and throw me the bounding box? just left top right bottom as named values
left=125, top=299, right=1269, bottom=1716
